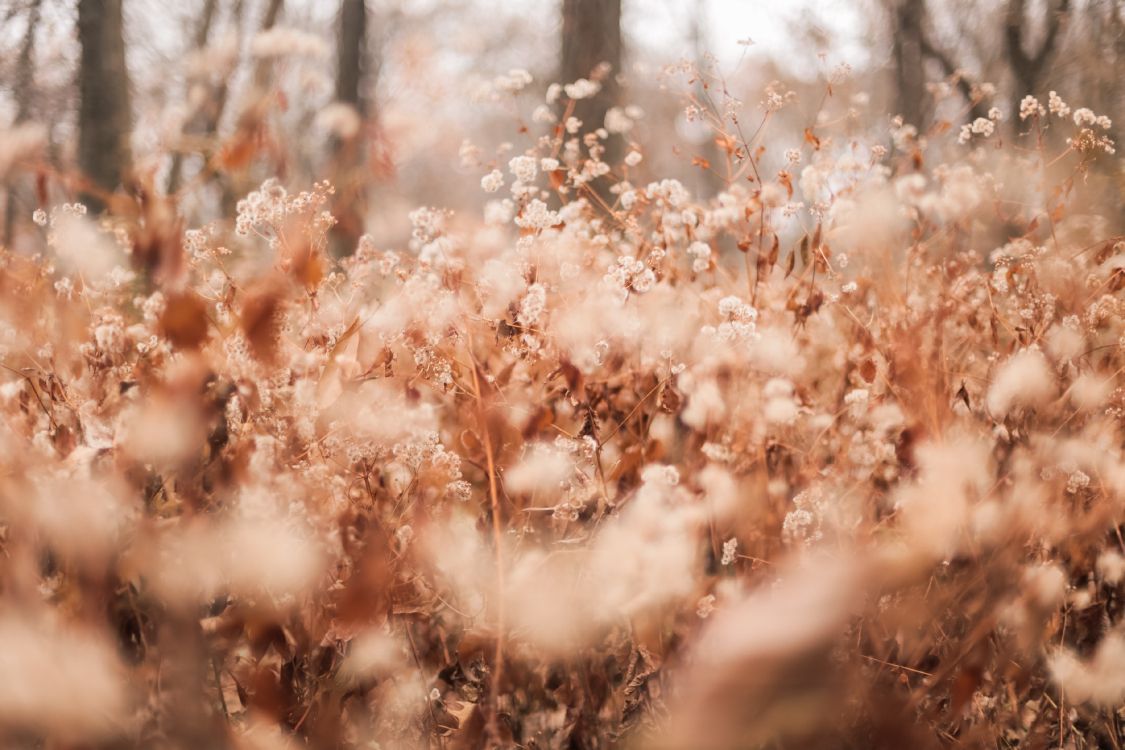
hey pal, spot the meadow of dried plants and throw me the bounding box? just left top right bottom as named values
left=2, top=3, right=1125, bottom=748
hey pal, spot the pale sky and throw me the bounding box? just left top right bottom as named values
left=630, top=0, right=873, bottom=77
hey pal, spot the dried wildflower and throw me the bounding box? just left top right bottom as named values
left=480, top=169, right=504, bottom=193
left=697, top=594, right=717, bottom=618
left=721, top=537, right=738, bottom=566
left=1048, top=90, right=1070, bottom=118
left=564, top=78, right=601, bottom=100
left=508, top=154, right=538, bottom=184
left=1097, top=551, right=1125, bottom=584
left=1019, top=95, right=1045, bottom=120
left=515, top=199, right=561, bottom=230
left=0, top=616, right=128, bottom=740
left=1066, top=470, right=1091, bottom=494
left=760, top=80, right=797, bottom=112
left=959, top=117, right=995, bottom=143
left=605, top=106, right=635, bottom=133
left=986, top=348, right=1056, bottom=417
left=493, top=68, right=533, bottom=94
left=1, top=39, right=1123, bottom=749
left=688, top=240, right=712, bottom=272
left=1050, top=633, right=1125, bottom=705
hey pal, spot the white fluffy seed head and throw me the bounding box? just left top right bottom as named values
left=986, top=348, right=1056, bottom=417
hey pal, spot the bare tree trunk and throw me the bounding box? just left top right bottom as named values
left=1005, top=0, right=1071, bottom=121
left=220, top=0, right=281, bottom=215
left=336, top=0, right=367, bottom=114
left=193, top=0, right=220, bottom=48
left=1110, top=0, right=1125, bottom=153
left=166, top=0, right=220, bottom=195
left=891, top=0, right=926, bottom=128
left=4, top=0, right=43, bottom=244
left=330, top=0, right=369, bottom=257
left=252, top=0, right=285, bottom=90
left=560, top=0, right=623, bottom=166
left=77, top=0, right=133, bottom=212
left=917, top=32, right=990, bottom=123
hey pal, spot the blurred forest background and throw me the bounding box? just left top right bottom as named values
left=0, top=0, right=1122, bottom=250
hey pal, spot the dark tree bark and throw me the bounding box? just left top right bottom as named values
left=890, top=0, right=990, bottom=132
left=891, top=0, right=926, bottom=127
left=329, top=0, right=369, bottom=257
left=336, top=0, right=367, bottom=115
left=560, top=0, right=623, bottom=165
left=77, top=0, right=133, bottom=212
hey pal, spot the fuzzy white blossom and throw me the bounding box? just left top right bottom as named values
left=480, top=169, right=504, bottom=193
left=508, top=154, right=538, bottom=184
left=986, top=348, right=1056, bottom=417
left=1019, top=95, right=1045, bottom=120
left=564, top=78, right=601, bottom=100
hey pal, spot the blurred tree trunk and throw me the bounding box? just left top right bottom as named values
left=890, top=0, right=926, bottom=128
left=1111, top=0, right=1125, bottom=212
left=1104, top=0, right=1125, bottom=166
left=329, top=0, right=369, bottom=257
left=560, top=0, right=623, bottom=167
left=77, top=0, right=133, bottom=212
left=336, top=0, right=367, bottom=115
left=252, top=0, right=284, bottom=90
left=917, top=32, right=990, bottom=123
left=1005, top=0, right=1071, bottom=120
left=221, top=0, right=280, bottom=215
left=4, top=0, right=43, bottom=244
left=166, top=0, right=220, bottom=195
left=689, top=0, right=724, bottom=197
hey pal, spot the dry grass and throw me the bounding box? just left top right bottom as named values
left=0, top=73, right=1123, bottom=750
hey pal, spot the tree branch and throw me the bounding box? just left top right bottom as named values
left=918, top=31, right=988, bottom=121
